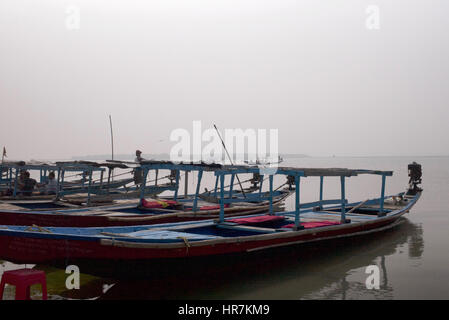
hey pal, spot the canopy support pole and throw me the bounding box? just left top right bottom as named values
left=229, top=174, right=235, bottom=198
left=219, top=174, right=225, bottom=223
left=173, top=170, right=180, bottom=201
left=294, top=176, right=302, bottom=229
left=99, top=170, right=104, bottom=193
left=13, top=168, right=18, bottom=197
left=184, top=170, right=189, bottom=198
left=214, top=175, right=219, bottom=197
left=87, top=170, right=92, bottom=206
left=319, top=176, right=324, bottom=207
left=56, top=168, right=61, bottom=199
left=379, top=174, right=386, bottom=216
left=340, top=176, right=347, bottom=223
left=269, top=175, right=274, bottom=215
left=192, top=170, right=203, bottom=212
left=107, top=168, right=112, bottom=194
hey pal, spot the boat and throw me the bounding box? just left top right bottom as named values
left=0, top=161, right=138, bottom=204
left=0, top=163, right=422, bottom=266
left=0, top=162, right=293, bottom=227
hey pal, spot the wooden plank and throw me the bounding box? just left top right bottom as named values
left=217, top=223, right=278, bottom=234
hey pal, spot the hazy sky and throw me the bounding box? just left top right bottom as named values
left=1, top=0, right=448, bottom=160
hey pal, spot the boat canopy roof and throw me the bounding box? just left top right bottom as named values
left=2, top=159, right=393, bottom=177
left=0, top=160, right=134, bottom=171
left=137, top=160, right=393, bottom=177
left=271, top=167, right=393, bottom=177
left=56, top=160, right=131, bottom=170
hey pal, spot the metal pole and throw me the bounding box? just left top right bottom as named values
left=340, top=176, right=346, bottom=223
left=99, top=170, right=104, bottom=194
left=269, top=175, right=274, bottom=215
left=213, top=124, right=246, bottom=198
left=109, top=115, right=114, bottom=182
left=295, top=176, right=301, bottom=229
left=184, top=170, right=189, bottom=198
left=173, top=170, right=180, bottom=201
left=380, top=174, right=386, bottom=216
left=87, top=170, right=93, bottom=206
left=56, top=168, right=61, bottom=199
left=107, top=168, right=112, bottom=194
left=214, top=175, right=219, bottom=197
left=219, top=174, right=225, bottom=223
left=61, top=169, right=66, bottom=194
left=13, top=168, right=18, bottom=197
left=319, top=176, right=324, bottom=207
left=229, top=174, right=235, bottom=198
left=259, top=175, right=264, bottom=197
left=193, top=170, right=203, bottom=212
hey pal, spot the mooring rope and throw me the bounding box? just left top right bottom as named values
left=24, top=224, right=53, bottom=233
left=177, top=236, right=191, bottom=254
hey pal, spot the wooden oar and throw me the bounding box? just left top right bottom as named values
left=346, top=199, right=370, bottom=214
left=319, top=199, right=370, bottom=215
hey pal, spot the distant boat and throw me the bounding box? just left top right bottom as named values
left=244, top=155, right=283, bottom=166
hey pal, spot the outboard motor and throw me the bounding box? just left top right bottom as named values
left=406, top=162, right=422, bottom=196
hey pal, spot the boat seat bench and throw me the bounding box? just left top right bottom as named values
left=106, top=229, right=220, bottom=241
left=217, top=223, right=282, bottom=234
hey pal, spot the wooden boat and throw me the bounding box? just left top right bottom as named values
left=0, top=162, right=293, bottom=227
left=0, top=163, right=423, bottom=265
left=0, top=190, right=290, bottom=227
left=0, top=161, right=136, bottom=203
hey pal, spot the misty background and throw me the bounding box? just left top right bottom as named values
left=0, top=0, right=448, bottom=161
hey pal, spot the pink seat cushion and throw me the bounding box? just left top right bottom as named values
left=227, top=215, right=285, bottom=225
left=141, top=199, right=178, bottom=209
left=282, top=221, right=340, bottom=229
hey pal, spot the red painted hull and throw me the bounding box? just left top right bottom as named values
left=0, top=215, right=400, bottom=265
left=0, top=206, right=273, bottom=227
left=0, top=211, right=211, bottom=227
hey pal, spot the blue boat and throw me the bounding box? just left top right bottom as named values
left=0, top=163, right=422, bottom=268
left=0, top=161, right=293, bottom=226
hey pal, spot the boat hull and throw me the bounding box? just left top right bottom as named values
left=0, top=192, right=290, bottom=227
left=0, top=212, right=404, bottom=265
left=0, top=205, right=273, bottom=227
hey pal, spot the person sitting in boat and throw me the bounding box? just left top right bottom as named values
left=133, top=150, right=145, bottom=186
left=18, top=171, right=36, bottom=196
left=37, top=171, right=57, bottom=195
left=1, top=170, right=25, bottom=196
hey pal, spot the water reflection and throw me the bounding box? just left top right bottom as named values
left=300, top=218, right=423, bottom=300
left=99, top=218, right=423, bottom=300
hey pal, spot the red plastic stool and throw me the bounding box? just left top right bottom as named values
left=0, top=268, right=47, bottom=300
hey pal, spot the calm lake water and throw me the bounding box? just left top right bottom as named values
left=1, top=156, right=448, bottom=299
